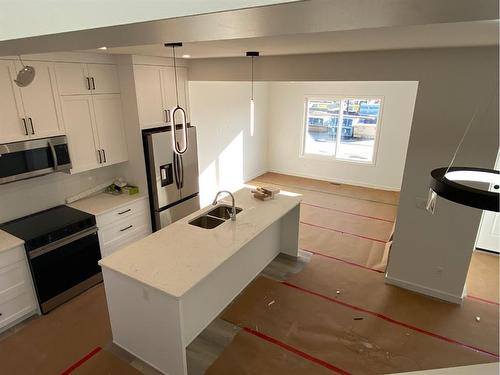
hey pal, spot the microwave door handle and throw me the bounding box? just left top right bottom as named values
left=48, top=139, right=59, bottom=170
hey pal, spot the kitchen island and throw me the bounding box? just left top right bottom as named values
left=99, top=187, right=301, bottom=375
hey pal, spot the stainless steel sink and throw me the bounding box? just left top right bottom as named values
left=206, top=205, right=243, bottom=220
left=189, top=215, right=225, bottom=229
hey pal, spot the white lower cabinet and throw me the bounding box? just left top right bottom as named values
left=95, top=197, right=151, bottom=258
left=0, top=246, right=37, bottom=332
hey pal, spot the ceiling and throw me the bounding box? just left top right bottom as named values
left=98, top=20, right=499, bottom=59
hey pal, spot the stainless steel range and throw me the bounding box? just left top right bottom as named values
left=0, top=206, right=101, bottom=314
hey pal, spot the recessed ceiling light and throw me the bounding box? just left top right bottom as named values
left=182, top=54, right=191, bottom=58
left=98, top=46, right=107, bottom=50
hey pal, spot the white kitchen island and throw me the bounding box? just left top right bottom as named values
left=99, top=188, right=301, bottom=375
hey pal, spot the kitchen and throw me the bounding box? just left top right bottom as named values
left=0, top=1, right=499, bottom=374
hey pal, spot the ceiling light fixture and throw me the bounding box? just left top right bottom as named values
left=182, top=54, right=191, bottom=58
left=426, top=92, right=499, bottom=213
left=14, top=55, right=35, bottom=87
left=165, top=42, right=188, bottom=155
left=246, top=51, right=259, bottom=136
left=98, top=46, right=107, bottom=50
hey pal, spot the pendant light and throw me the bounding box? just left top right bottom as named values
left=165, top=42, right=188, bottom=155
left=246, top=51, right=259, bottom=136
left=426, top=92, right=499, bottom=213
left=14, top=55, right=35, bottom=87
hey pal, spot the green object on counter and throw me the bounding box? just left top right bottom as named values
left=122, top=185, right=139, bottom=195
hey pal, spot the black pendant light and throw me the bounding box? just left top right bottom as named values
left=427, top=93, right=499, bottom=213
left=246, top=51, right=259, bottom=136
left=165, top=42, right=188, bottom=155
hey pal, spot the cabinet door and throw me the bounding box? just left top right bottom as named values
left=54, top=62, right=90, bottom=95
left=134, top=65, right=166, bottom=128
left=0, top=60, right=28, bottom=143
left=93, top=94, right=128, bottom=166
left=161, top=66, right=189, bottom=124
left=17, top=61, right=65, bottom=139
left=87, top=64, right=120, bottom=94
left=60, top=95, right=101, bottom=173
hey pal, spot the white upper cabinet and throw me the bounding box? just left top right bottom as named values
left=87, top=64, right=120, bottom=94
left=55, top=62, right=120, bottom=95
left=134, top=64, right=190, bottom=129
left=60, top=95, right=100, bottom=173
left=16, top=61, right=65, bottom=139
left=134, top=65, right=166, bottom=129
left=93, top=94, right=128, bottom=166
left=0, top=61, right=27, bottom=142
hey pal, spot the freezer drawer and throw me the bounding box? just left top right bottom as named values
left=155, top=195, right=200, bottom=230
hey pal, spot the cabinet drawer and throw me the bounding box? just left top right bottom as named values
left=101, top=224, right=150, bottom=258
left=0, top=291, right=37, bottom=329
left=0, top=246, right=25, bottom=270
left=96, top=198, right=148, bottom=227
left=0, top=261, right=31, bottom=296
left=100, top=211, right=150, bottom=246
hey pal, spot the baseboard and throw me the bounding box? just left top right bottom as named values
left=266, top=168, right=400, bottom=192
left=244, top=169, right=269, bottom=184
left=384, top=275, right=464, bottom=304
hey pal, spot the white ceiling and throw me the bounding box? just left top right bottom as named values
left=99, top=20, right=499, bottom=59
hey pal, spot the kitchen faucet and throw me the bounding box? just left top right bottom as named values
left=212, top=191, right=237, bottom=221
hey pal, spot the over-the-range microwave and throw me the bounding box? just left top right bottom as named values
left=0, top=136, right=72, bottom=185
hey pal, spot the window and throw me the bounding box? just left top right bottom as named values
left=303, top=97, right=382, bottom=163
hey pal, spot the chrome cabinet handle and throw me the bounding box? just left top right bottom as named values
left=171, top=106, right=188, bottom=155
left=91, top=77, right=96, bottom=90
left=86, top=77, right=91, bottom=90
left=102, top=149, right=106, bottom=163
left=118, top=208, right=131, bottom=215
left=97, top=149, right=102, bottom=164
left=21, top=118, right=28, bottom=135
left=120, top=225, right=133, bottom=232
left=28, top=118, right=34, bottom=134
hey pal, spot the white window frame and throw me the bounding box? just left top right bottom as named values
left=300, top=95, right=384, bottom=165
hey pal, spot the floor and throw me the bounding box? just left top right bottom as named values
left=0, top=172, right=498, bottom=374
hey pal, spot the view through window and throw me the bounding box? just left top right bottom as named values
left=303, top=97, right=382, bottom=163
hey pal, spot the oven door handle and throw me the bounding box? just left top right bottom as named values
left=48, top=139, right=59, bottom=170
left=28, top=227, right=98, bottom=259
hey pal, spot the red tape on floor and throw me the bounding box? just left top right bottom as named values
left=301, top=202, right=395, bottom=223
left=467, top=295, right=500, bottom=307
left=60, top=346, right=102, bottom=375
left=243, top=327, right=351, bottom=374
left=301, top=221, right=389, bottom=243
left=282, top=282, right=499, bottom=359
left=302, top=247, right=385, bottom=273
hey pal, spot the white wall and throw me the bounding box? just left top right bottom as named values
left=0, top=164, right=126, bottom=223
left=189, top=81, right=269, bottom=206
left=267, top=81, right=418, bottom=190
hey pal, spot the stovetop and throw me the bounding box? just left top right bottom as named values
left=0, top=206, right=96, bottom=251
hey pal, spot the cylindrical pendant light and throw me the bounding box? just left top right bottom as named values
left=246, top=51, right=259, bottom=136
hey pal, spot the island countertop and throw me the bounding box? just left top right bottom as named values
left=98, top=188, right=301, bottom=298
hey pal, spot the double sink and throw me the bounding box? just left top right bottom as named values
left=189, top=204, right=243, bottom=229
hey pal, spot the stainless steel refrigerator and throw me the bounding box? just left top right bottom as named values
left=143, top=126, right=200, bottom=231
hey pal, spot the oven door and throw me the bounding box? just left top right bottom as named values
left=28, top=227, right=101, bottom=313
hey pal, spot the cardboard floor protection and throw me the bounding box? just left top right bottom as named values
left=287, top=256, right=499, bottom=356
left=221, top=277, right=496, bottom=375
left=0, top=285, right=112, bottom=375
left=253, top=172, right=400, bottom=205
left=71, top=349, right=142, bottom=375
left=205, top=329, right=336, bottom=375
left=299, top=222, right=387, bottom=271
left=466, top=251, right=500, bottom=304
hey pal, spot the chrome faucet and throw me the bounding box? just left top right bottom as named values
left=212, top=190, right=237, bottom=221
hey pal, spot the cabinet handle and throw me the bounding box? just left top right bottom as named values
left=120, top=225, right=133, bottom=232
left=97, top=149, right=102, bottom=164
left=21, top=118, right=28, bottom=135
left=118, top=208, right=131, bottom=215
left=28, top=118, right=35, bottom=134
left=102, top=149, right=107, bottom=163
left=164, top=109, right=171, bottom=123
left=86, top=77, right=91, bottom=90
left=91, top=77, right=96, bottom=90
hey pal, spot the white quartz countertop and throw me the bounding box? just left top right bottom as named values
left=99, top=188, right=301, bottom=298
left=68, top=192, right=147, bottom=216
left=0, top=230, right=24, bottom=253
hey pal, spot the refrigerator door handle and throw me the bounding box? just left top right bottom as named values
left=172, top=151, right=180, bottom=190
left=177, top=142, right=184, bottom=189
